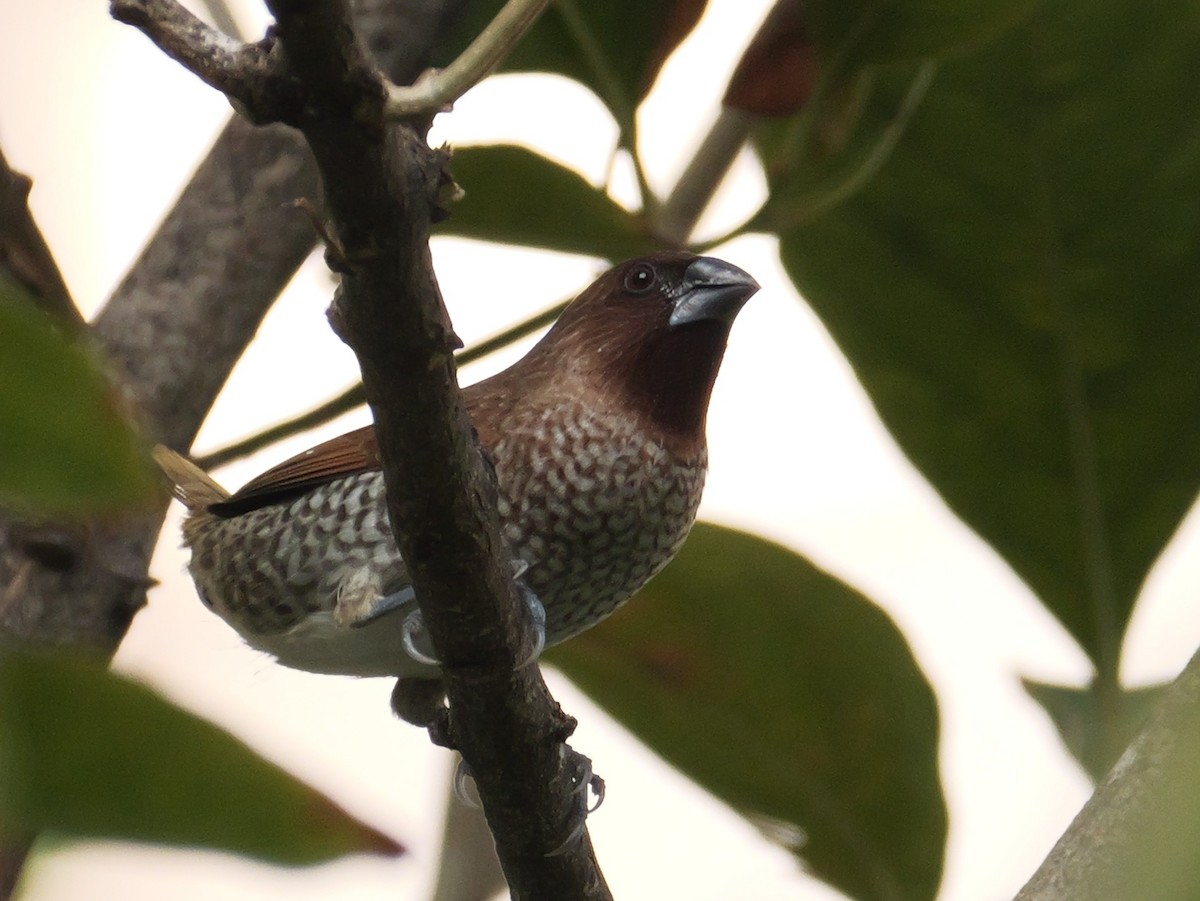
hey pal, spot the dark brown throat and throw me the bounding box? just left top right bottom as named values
left=614, top=321, right=730, bottom=452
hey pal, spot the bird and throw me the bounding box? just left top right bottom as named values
left=156, top=252, right=759, bottom=695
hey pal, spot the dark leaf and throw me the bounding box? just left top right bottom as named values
left=440, top=144, right=655, bottom=260
left=435, top=0, right=707, bottom=136
left=1023, top=678, right=1169, bottom=783
left=724, top=0, right=822, bottom=116
left=0, top=282, right=156, bottom=515
left=549, top=523, right=946, bottom=901
left=749, top=60, right=936, bottom=229
left=0, top=652, right=402, bottom=864
left=803, top=0, right=1039, bottom=64
left=769, top=0, right=1200, bottom=672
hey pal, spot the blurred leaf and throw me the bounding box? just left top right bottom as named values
left=0, top=652, right=402, bottom=864
left=0, top=281, right=156, bottom=515
left=735, top=0, right=1038, bottom=223
left=804, top=0, right=1039, bottom=64
left=1024, top=679, right=1168, bottom=783
left=749, top=60, right=936, bottom=230
left=441, top=144, right=655, bottom=260
left=724, top=0, right=822, bottom=117
left=770, top=0, right=1200, bottom=673
left=549, top=523, right=945, bottom=901
left=435, top=0, right=706, bottom=136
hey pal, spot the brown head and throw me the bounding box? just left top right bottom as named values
left=479, top=253, right=760, bottom=454
left=193, top=254, right=758, bottom=518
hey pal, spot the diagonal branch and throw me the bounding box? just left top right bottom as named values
left=0, top=2, right=470, bottom=895
left=118, top=0, right=612, bottom=896
left=1017, top=649, right=1200, bottom=899
left=111, top=0, right=284, bottom=116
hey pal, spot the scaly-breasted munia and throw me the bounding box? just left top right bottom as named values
left=157, top=253, right=759, bottom=683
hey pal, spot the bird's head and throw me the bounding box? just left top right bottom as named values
left=516, top=252, right=760, bottom=450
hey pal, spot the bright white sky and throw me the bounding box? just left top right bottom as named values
left=4, top=1, right=1200, bottom=899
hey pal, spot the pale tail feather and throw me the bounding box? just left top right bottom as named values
left=152, top=445, right=228, bottom=511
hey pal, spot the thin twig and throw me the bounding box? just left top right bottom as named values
left=110, top=0, right=279, bottom=114
left=385, top=0, right=550, bottom=118
left=196, top=298, right=567, bottom=471
left=655, top=107, right=758, bottom=247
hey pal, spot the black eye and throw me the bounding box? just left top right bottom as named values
left=623, top=263, right=657, bottom=293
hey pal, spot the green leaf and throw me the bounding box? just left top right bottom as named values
left=804, top=0, right=1039, bottom=63
left=549, top=523, right=946, bottom=901
left=1023, top=679, right=1168, bottom=783
left=440, top=144, right=655, bottom=260
left=435, top=0, right=706, bottom=137
left=749, top=61, right=937, bottom=231
left=0, top=282, right=156, bottom=515
left=0, top=652, right=402, bottom=864
left=769, top=0, right=1200, bottom=674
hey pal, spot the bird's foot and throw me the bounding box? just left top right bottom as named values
left=333, top=569, right=397, bottom=628
left=394, top=559, right=545, bottom=670
left=335, top=578, right=446, bottom=670
left=453, top=757, right=480, bottom=807
left=401, top=604, right=440, bottom=665
left=390, top=676, right=450, bottom=734
left=517, top=579, right=547, bottom=667
left=546, top=748, right=606, bottom=857
left=451, top=745, right=603, bottom=848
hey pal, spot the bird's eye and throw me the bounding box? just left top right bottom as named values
left=623, top=263, right=658, bottom=293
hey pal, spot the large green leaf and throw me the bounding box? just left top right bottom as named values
left=0, top=652, right=402, bottom=864
left=0, top=282, right=156, bottom=515
left=549, top=523, right=945, bottom=901
left=435, top=0, right=706, bottom=137
left=440, top=144, right=655, bottom=260
left=803, top=0, right=1039, bottom=63
left=767, top=0, right=1200, bottom=675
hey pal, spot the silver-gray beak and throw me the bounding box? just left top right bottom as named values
left=669, top=256, right=761, bottom=327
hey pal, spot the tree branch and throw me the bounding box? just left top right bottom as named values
left=655, top=106, right=758, bottom=246
left=1017, top=648, right=1200, bottom=900
left=0, top=2, right=470, bottom=894
left=117, top=0, right=611, bottom=896
left=110, top=0, right=283, bottom=117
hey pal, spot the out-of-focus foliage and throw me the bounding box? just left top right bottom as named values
left=0, top=652, right=402, bottom=864
left=551, top=524, right=946, bottom=901
left=0, top=282, right=155, bottom=515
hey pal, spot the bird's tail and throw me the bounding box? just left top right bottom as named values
left=152, top=445, right=229, bottom=511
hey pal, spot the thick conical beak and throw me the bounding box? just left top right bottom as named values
left=669, top=256, right=760, bottom=327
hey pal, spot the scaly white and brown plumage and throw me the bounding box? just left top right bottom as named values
left=158, top=253, right=759, bottom=679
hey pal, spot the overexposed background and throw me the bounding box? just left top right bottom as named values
left=4, top=1, right=1200, bottom=898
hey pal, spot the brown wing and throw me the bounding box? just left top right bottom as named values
left=208, top=425, right=382, bottom=517
left=205, top=380, right=514, bottom=518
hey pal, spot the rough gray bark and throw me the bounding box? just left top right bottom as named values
left=0, top=3, right=465, bottom=896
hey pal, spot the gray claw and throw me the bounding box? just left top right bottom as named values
left=518, top=581, right=547, bottom=665
left=453, top=757, right=481, bottom=808
left=545, top=748, right=604, bottom=857
left=401, top=608, right=440, bottom=666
